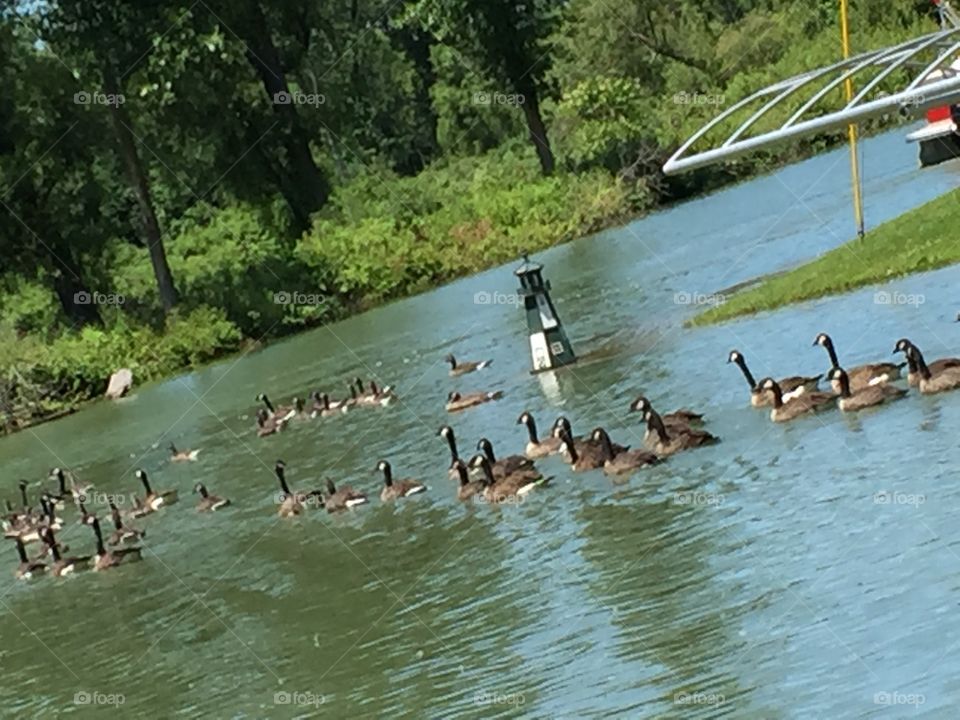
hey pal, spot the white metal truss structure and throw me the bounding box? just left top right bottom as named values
left=662, top=24, right=960, bottom=174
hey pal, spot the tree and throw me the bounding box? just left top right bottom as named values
left=415, top=0, right=560, bottom=175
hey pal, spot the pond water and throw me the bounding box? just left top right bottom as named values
left=2, top=129, right=959, bottom=719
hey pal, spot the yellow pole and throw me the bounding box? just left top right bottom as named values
left=840, top=0, right=865, bottom=238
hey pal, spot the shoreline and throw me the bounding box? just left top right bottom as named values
left=691, top=186, right=960, bottom=327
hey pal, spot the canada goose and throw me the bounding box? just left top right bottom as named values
left=376, top=461, right=427, bottom=502
left=445, top=354, right=492, bottom=377
left=256, top=408, right=288, bottom=437
left=367, top=381, right=396, bottom=405
left=827, top=367, right=907, bottom=411
left=256, top=393, right=297, bottom=422
left=516, top=411, right=562, bottom=458
left=894, top=339, right=960, bottom=390
left=451, top=459, right=482, bottom=501
left=476, top=438, right=535, bottom=478
left=107, top=501, right=144, bottom=546
left=590, top=428, right=660, bottom=475
left=41, top=527, right=90, bottom=577
left=49, top=468, right=92, bottom=507
left=13, top=537, right=45, bottom=579
left=309, top=392, right=347, bottom=419
left=323, top=479, right=368, bottom=513
left=445, top=390, right=503, bottom=412
left=813, top=333, right=904, bottom=392
left=557, top=430, right=606, bottom=472
left=169, top=443, right=201, bottom=462
left=8, top=495, right=63, bottom=544
left=84, top=516, right=141, bottom=570
left=553, top=417, right=628, bottom=456
left=639, top=405, right=719, bottom=455
left=134, top=469, right=178, bottom=511
left=274, top=461, right=308, bottom=517
left=469, top=454, right=546, bottom=502
left=727, top=350, right=820, bottom=406
left=758, top=377, right=835, bottom=422
left=193, top=483, right=231, bottom=512
left=628, top=396, right=704, bottom=427
left=439, top=425, right=463, bottom=480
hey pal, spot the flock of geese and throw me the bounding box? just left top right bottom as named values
left=5, top=331, right=958, bottom=580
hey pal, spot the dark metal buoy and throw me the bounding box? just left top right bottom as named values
left=515, top=254, right=576, bottom=372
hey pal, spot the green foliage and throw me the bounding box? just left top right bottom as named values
left=297, top=146, right=632, bottom=304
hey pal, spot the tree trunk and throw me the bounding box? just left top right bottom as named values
left=103, top=68, right=179, bottom=313
left=518, top=87, right=555, bottom=176
left=238, top=2, right=330, bottom=231
left=393, top=27, right=440, bottom=173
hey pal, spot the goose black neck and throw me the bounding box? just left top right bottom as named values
left=326, top=479, right=337, bottom=495
left=455, top=465, right=469, bottom=486
left=370, top=381, right=380, bottom=395
left=445, top=430, right=458, bottom=462
left=768, top=383, right=784, bottom=408
left=111, top=505, right=123, bottom=529
left=381, top=464, right=393, bottom=487
left=19, top=484, right=28, bottom=509
left=15, top=539, right=27, bottom=564
left=822, top=338, right=840, bottom=368
left=140, top=474, right=153, bottom=495
left=447, top=355, right=457, bottom=369
left=91, top=518, right=105, bottom=555
left=562, top=433, right=579, bottom=463
left=275, top=468, right=291, bottom=496
left=647, top=411, right=670, bottom=442
left=911, top=346, right=931, bottom=379
left=523, top=416, right=539, bottom=443
left=355, top=379, right=365, bottom=393
left=198, top=485, right=209, bottom=498
left=322, top=394, right=331, bottom=410
left=734, top=356, right=757, bottom=389
left=477, top=459, right=495, bottom=487
left=262, top=395, right=275, bottom=413
left=57, top=472, right=67, bottom=495
left=481, top=442, right=497, bottom=463
left=47, top=534, right=61, bottom=562
left=837, top=372, right=852, bottom=398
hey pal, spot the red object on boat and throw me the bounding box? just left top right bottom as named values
left=927, top=105, right=952, bottom=122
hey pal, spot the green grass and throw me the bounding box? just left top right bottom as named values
left=691, top=187, right=960, bottom=326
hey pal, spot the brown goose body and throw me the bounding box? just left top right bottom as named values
left=42, top=528, right=90, bottom=577
left=451, top=460, right=483, bottom=502
left=107, top=502, right=144, bottom=546
left=827, top=368, right=907, bottom=411
left=324, top=479, right=368, bottom=512
left=274, top=462, right=307, bottom=517
left=377, top=461, right=427, bottom=502
left=476, top=438, right=535, bottom=479
left=13, top=538, right=46, bottom=579
left=895, top=340, right=960, bottom=393
left=814, top=333, right=904, bottom=392
left=256, top=408, right=288, bottom=436
left=194, top=483, right=231, bottom=512
left=557, top=431, right=606, bottom=471
left=517, top=412, right=562, bottom=459
left=641, top=407, right=719, bottom=455
left=591, top=428, right=660, bottom=475
left=728, top=350, right=820, bottom=407
left=469, top=455, right=545, bottom=503
left=445, top=354, right=492, bottom=377
left=445, top=391, right=503, bottom=412
left=759, top=378, right=835, bottom=422
left=85, top=516, right=142, bottom=571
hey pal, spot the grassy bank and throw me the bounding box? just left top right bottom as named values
left=692, top=187, right=960, bottom=326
